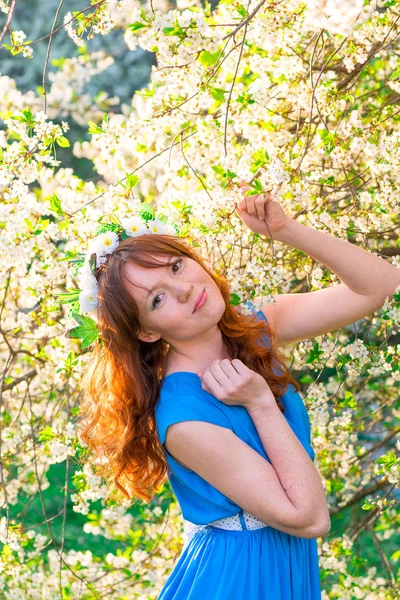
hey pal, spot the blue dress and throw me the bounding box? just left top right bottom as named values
left=155, top=302, right=322, bottom=599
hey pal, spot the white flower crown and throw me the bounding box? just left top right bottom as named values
left=78, top=215, right=177, bottom=316
left=59, top=209, right=180, bottom=348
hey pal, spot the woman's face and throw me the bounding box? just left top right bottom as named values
left=123, top=254, right=226, bottom=344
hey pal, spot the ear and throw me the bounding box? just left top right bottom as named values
left=137, top=331, right=161, bottom=343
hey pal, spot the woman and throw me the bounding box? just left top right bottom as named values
left=77, top=183, right=399, bottom=599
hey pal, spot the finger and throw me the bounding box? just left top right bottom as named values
left=201, top=369, right=222, bottom=396
left=209, top=359, right=233, bottom=387
left=230, top=359, right=249, bottom=376
left=237, top=193, right=250, bottom=211
left=239, top=183, right=251, bottom=197
left=201, top=381, right=211, bottom=394
left=255, top=195, right=266, bottom=220
left=219, top=358, right=242, bottom=382
left=247, top=194, right=263, bottom=218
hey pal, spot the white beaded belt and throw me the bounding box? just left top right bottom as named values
left=183, top=510, right=268, bottom=549
left=208, top=510, right=268, bottom=531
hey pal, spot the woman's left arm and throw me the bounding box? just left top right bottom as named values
left=274, top=218, right=400, bottom=301
left=235, top=184, right=400, bottom=346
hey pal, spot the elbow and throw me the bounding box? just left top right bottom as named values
left=280, top=506, right=331, bottom=539
left=293, top=507, right=331, bottom=538
left=308, top=512, right=331, bottom=538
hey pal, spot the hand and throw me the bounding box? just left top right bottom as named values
left=198, top=358, right=275, bottom=412
left=235, top=180, right=290, bottom=238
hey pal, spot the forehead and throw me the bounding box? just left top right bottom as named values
left=122, top=255, right=175, bottom=301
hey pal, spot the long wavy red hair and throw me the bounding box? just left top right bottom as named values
left=77, top=233, right=301, bottom=504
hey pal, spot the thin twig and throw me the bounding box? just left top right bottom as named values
left=43, top=0, right=65, bottom=113
left=0, top=0, right=16, bottom=44
left=179, top=132, right=215, bottom=202
left=222, top=0, right=272, bottom=40
left=27, top=387, right=102, bottom=599
left=8, top=1, right=106, bottom=48
left=223, top=24, right=248, bottom=156
left=295, top=31, right=324, bottom=173
left=367, top=524, right=396, bottom=584
left=64, top=129, right=198, bottom=220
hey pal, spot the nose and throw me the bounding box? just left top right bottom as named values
left=178, top=283, right=193, bottom=302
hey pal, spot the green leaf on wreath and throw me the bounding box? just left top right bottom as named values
left=55, top=289, right=81, bottom=304
left=66, top=313, right=99, bottom=349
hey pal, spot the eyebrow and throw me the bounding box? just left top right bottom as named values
left=146, top=256, right=176, bottom=299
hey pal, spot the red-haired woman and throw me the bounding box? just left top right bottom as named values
left=78, top=184, right=398, bottom=598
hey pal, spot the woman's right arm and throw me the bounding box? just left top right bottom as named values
left=247, top=400, right=330, bottom=535
left=165, top=405, right=330, bottom=539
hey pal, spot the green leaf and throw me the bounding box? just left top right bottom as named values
left=390, top=548, right=400, bottom=561
left=299, top=374, right=314, bottom=384
left=236, top=4, right=248, bottom=18
left=317, top=128, right=337, bottom=154
left=227, top=293, right=242, bottom=306
left=305, top=341, right=324, bottom=364
left=38, top=425, right=55, bottom=442
left=338, top=390, right=357, bottom=409
left=34, top=218, right=49, bottom=235
left=375, top=451, right=397, bottom=466
left=55, top=289, right=81, bottom=304
left=211, top=164, right=237, bottom=188
left=48, top=193, right=64, bottom=216
left=128, top=22, right=148, bottom=33
left=138, top=202, right=154, bottom=220
left=22, top=108, right=33, bottom=123
left=66, top=313, right=99, bottom=350
left=62, top=585, right=72, bottom=599
left=56, top=136, right=70, bottom=148
left=126, top=173, right=139, bottom=189
left=24, top=218, right=34, bottom=231
left=198, top=49, right=220, bottom=68
left=163, top=24, right=185, bottom=39
left=211, top=165, right=225, bottom=176
left=251, top=148, right=270, bottom=172
left=210, top=87, right=228, bottom=103
left=88, top=121, right=104, bottom=135
left=245, top=178, right=263, bottom=196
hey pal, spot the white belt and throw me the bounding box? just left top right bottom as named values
left=183, top=510, right=268, bottom=549
left=208, top=510, right=268, bottom=531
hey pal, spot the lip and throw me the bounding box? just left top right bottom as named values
left=193, top=289, right=207, bottom=313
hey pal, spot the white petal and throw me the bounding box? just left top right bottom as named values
left=79, top=289, right=98, bottom=312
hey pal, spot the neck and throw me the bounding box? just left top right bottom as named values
left=163, top=329, right=231, bottom=375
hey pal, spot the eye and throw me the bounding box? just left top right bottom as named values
left=152, top=259, right=182, bottom=309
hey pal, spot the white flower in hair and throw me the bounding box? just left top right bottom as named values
left=77, top=263, right=98, bottom=290
left=87, top=230, right=120, bottom=267
left=96, top=230, right=120, bottom=254
left=120, top=215, right=148, bottom=237
left=77, top=262, right=99, bottom=313
left=147, top=219, right=176, bottom=235
left=79, top=288, right=98, bottom=313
